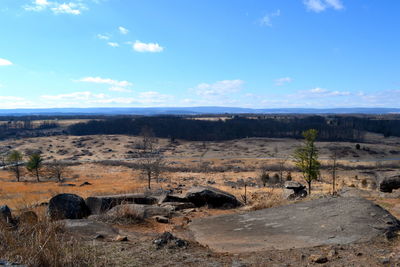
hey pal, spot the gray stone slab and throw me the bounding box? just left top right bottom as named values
left=189, top=197, right=400, bottom=253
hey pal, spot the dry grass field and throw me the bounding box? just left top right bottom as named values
left=1, top=132, right=400, bottom=266
left=1, top=132, right=400, bottom=217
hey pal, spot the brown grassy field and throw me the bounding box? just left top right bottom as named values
left=0, top=133, right=399, bottom=217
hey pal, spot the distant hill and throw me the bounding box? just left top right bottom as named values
left=0, top=107, right=399, bottom=116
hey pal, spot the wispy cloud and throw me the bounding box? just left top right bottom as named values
left=133, top=41, right=164, bottom=53
left=0, top=58, right=13, bottom=66
left=24, top=0, right=87, bottom=15
left=275, top=77, right=292, bottom=86
left=118, top=26, right=129, bottom=35
left=107, top=42, right=119, bottom=48
left=41, top=91, right=106, bottom=101
left=259, top=9, right=281, bottom=27
left=97, top=34, right=110, bottom=40
left=78, top=77, right=132, bottom=87
left=193, top=80, right=244, bottom=98
left=303, top=0, right=344, bottom=13
left=109, top=86, right=132, bottom=93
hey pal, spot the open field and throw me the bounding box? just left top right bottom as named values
left=1, top=133, right=400, bottom=266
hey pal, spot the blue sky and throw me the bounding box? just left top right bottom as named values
left=0, top=0, right=399, bottom=109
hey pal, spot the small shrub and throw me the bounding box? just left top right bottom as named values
left=361, top=178, right=368, bottom=188
left=286, top=172, right=292, bottom=181
left=260, top=172, right=270, bottom=187
left=355, top=144, right=361, bottom=150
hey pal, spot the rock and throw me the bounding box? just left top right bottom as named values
left=185, top=186, right=242, bottom=208
left=0, top=205, right=12, bottom=223
left=309, top=255, right=328, bottom=264
left=107, top=204, right=172, bottom=219
left=80, top=181, right=92, bottom=187
left=0, top=259, right=26, bottom=266
left=283, top=181, right=307, bottom=200
left=158, top=194, right=190, bottom=204
left=113, top=235, right=128, bottom=242
left=160, top=202, right=196, bottom=211
left=153, top=232, right=188, bottom=249
left=380, top=176, right=400, bottom=193
left=189, top=196, right=400, bottom=253
left=48, top=194, right=91, bottom=220
left=18, top=211, right=38, bottom=225
left=59, top=183, right=76, bottom=187
left=63, top=219, right=118, bottom=240
left=86, top=194, right=158, bottom=214
left=154, top=215, right=169, bottom=223
left=282, top=188, right=307, bottom=200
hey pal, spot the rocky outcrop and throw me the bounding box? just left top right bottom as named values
left=282, top=181, right=307, bottom=200
left=380, top=176, right=400, bottom=193
left=48, top=194, right=91, bottom=220
left=185, top=186, right=242, bottom=208
left=0, top=205, right=12, bottom=223
left=86, top=194, right=158, bottom=214
left=189, top=196, right=400, bottom=253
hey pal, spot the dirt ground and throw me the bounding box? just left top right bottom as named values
left=1, top=133, right=400, bottom=266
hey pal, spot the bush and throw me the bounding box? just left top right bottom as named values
left=355, top=144, right=361, bottom=150
left=361, top=178, right=368, bottom=188
left=286, top=172, right=292, bottom=181
left=260, top=172, right=270, bottom=187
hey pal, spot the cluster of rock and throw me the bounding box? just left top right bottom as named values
left=282, top=181, right=308, bottom=200
left=379, top=175, right=400, bottom=193
left=47, top=186, right=243, bottom=221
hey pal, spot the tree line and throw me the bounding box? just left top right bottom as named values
left=68, top=115, right=370, bottom=141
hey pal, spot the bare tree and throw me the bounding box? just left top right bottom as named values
left=277, top=156, right=289, bottom=183
left=47, top=160, right=67, bottom=182
left=6, top=150, right=23, bottom=182
left=330, top=146, right=340, bottom=195
left=137, top=126, right=164, bottom=189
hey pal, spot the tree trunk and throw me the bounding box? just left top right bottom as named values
left=147, top=171, right=151, bottom=189
left=16, top=166, right=20, bottom=182
left=36, top=168, right=40, bottom=182
left=308, top=180, right=311, bottom=195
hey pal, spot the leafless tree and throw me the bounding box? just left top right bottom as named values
left=330, top=145, right=340, bottom=195
left=47, top=160, right=67, bottom=182
left=137, top=126, right=164, bottom=189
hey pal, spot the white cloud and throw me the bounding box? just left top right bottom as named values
left=24, top=0, right=87, bottom=15
left=78, top=76, right=132, bottom=87
left=303, top=0, right=344, bottom=13
left=97, top=34, right=110, bottom=40
left=193, top=80, right=244, bottom=97
left=260, top=9, right=281, bottom=27
left=0, top=96, right=25, bottom=101
left=41, top=91, right=106, bottom=101
left=109, top=86, right=132, bottom=93
left=107, top=42, right=119, bottom=47
left=0, top=58, right=13, bottom=66
left=275, top=77, right=292, bottom=86
left=118, top=26, right=129, bottom=35
left=133, top=41, right=164, bottom=53
left=137, top=91, right=173, bottom=104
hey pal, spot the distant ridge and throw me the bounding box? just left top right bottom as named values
left=0, top=107, right=399, bottom=116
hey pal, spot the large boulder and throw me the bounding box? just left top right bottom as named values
left=86, top=194, right=158, bottom=214
left=107, top=204, right=172, bottom=219
left=283, top=181, right=307, bottom=200
left=380, top=176, right=400, bottom=193
left=48, top=194, right=91, bottom=220
left=185, top=186, right=242, bottom=208
left=0, top=205, right=12, bottom=223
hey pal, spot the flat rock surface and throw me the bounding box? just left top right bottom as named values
left=189, top=196, right=400, bottom=253
left=63, top=219, right=119, bottom=240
